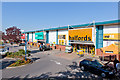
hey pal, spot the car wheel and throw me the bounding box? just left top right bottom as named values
left=81, top=66, right=85, bottom=71
left=101, top=73, right=106, bottom=77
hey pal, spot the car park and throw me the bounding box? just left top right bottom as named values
left=79, top=58, right=115, bottom=78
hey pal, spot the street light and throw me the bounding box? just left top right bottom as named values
left=21, top=30, right=27, bottom=61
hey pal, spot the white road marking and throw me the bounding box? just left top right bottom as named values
left=50, top=60, right=62, bottom=65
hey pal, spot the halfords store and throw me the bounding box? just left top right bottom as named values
left=23, top=20, right=120, bottom=61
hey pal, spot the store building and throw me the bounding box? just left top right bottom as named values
left=23, top=19, right=120, bottom=60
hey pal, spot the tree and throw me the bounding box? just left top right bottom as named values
left=2, top=32, right=7, bottom=41
left=6, top=26, right=21, bottom=43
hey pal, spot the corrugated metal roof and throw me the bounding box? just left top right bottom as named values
left=23, top=19, right=120, bottom=33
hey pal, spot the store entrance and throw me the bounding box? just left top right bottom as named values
left=71, top=44, right=95, bottom=54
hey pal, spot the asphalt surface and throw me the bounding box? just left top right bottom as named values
left=2, top=50, right=72, bottom=78
left=1, top=44, right=118, bottom=79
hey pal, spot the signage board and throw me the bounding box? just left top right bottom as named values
left=69, top=28, right=92, bottom=41
left=103, top=33, right=120, bottom=40
left=21, top=34, right=25, bottom=39
left=35, top=32, right=44, bottom=40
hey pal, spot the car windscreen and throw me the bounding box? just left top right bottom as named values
left=92, top=60, right=103, bottom=67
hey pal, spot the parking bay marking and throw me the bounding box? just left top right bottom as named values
left=50, top=60, right=62, bottom=65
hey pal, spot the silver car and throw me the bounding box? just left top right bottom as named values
left=0, top=44, right=9, bottom=56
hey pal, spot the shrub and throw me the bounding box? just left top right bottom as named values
left=6, top=49, right=31, bottom=59
left=6, top=52, right=10, bottom=56
left=14, top=52, right=19, bottom=56
left=6, top=52, right=13, bottom=56
left=19, top=49, right=25, bottom=54
left=18, top=49, right=31, bottom=55
left=9, top=58, right=31, bottom=67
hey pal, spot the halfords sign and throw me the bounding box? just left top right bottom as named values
left=35, top=32, right=44, bottom=40
left=69, top=28, right=92, bottom=41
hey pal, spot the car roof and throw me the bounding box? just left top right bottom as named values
left=84, top=58, right=93, bottom=61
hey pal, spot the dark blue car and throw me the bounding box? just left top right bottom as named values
left=79, top=58, right=115, bottom=78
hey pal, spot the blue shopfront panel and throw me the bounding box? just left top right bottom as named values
left=27, top=33, right=29, bottom=41
left=56, top=30, right=58, bottom=44
left=96, top=25, right=103, bottom=49
left=46, top=31, right=49, bottom=43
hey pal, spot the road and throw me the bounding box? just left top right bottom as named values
left=1, top=44, right=113, bottom=79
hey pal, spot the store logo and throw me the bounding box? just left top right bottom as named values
left=69, top=35, right=91, bottom=41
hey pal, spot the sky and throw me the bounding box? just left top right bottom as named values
left=2, top=2, right=118, bottom=32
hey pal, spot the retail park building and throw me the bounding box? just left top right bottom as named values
left=22, top=19, right=120, bottom=60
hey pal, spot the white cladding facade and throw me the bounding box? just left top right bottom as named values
left=103, top=25, right=119, bottom=34
left=58, top=30, right=68, bottom=45
left=103, top=25, right=119, bottom=47
left=29, top=33, right=32, bottom=42
left=49, top=31, right=56, bottom=44
left=33, top=33, right=37, bottom=42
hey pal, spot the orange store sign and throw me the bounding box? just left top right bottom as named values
left=69, top=28, right=92, bottom=41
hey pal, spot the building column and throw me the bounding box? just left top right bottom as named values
left=56, top=30, right=58, bottom=44
left=32, top=32, right=33, bottom=42
left=46, top=31, right=49, bottom=43
left=96, top=25, right=103, bottom=49
left=27, top=33, right=29, bottom=42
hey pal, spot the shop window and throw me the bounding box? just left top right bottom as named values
left=105, top=51, right=113, bottom=53
left=59, top=40, right=62, bottom=45
left=62, top=40, right=64, bottom=45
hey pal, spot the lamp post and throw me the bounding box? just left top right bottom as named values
left=25, top=32, right=27, bottom=61
left=21, top=30, right=27, bottom=61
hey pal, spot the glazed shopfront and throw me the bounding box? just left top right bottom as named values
left=69, top=28, right=95, bottom=54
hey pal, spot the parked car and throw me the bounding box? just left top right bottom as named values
left=0, top=44, right=9, bottom=56
left=65, top=46, right=72, bottom=53
left=19, top=43, right=25, bottom=46
left=39, top=45, right=52, bottom=51
left=79, top=58, right=115, bottom=78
